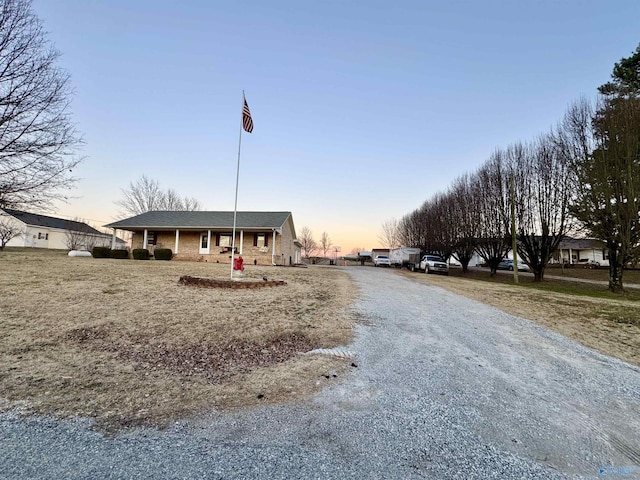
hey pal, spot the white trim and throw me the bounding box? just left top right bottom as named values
left=199, top=231, right=210, bottom=254
left=272, top=230, right=276, bottom=265
left=240, top=230, right=243, bottom=254
left=111, top=229, right=117, bottom=249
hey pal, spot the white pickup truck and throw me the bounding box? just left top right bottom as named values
left=412, top=254, right=449, bottom=275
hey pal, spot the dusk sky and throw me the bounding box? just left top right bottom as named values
left=33, top=0, right=640, bottom=254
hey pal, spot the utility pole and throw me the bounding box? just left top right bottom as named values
left=510, top=173, right=519, bottom=284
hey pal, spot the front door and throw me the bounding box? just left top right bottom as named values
left=199, top=232, right=210, bottom=254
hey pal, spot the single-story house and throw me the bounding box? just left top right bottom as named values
left=551, top=237, right=609, bottom=266
left=1, top=208, right=120, bottom=250
left=105, top=210, right=302, bottom=265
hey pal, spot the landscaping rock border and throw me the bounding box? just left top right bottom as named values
left=178, top=275, right=286, bottom=289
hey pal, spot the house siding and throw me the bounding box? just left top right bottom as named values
left=5, top=223, right=111, bottom=250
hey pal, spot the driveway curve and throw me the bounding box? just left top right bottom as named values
left=2, top=267, right=640, bottom=479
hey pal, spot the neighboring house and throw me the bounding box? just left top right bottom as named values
left=551, top=237, right=609, bottom=266
left=105, top=211, right=302, bottom=265
left=1, top=208, right=118, bottom=250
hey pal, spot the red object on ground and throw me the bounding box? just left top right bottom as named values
left=233, top=256, right=245, bottom=271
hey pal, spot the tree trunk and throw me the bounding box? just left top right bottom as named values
left=609, top=269, right=624, bottom=292
left=608, top=247, right=624, bottom=293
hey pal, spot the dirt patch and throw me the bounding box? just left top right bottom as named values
left=398, top=269, right=640, bottom=367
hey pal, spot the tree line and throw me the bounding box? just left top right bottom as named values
left=389, top=44, right=640, bottom=292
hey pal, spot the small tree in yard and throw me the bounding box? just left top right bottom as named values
left=64, top=218, right=96, bottom=251
left=320, top=231, right=332, bottom=259
left=0, top=218, right=22, bottom=249
left=298, top=226, right=317, bottom=259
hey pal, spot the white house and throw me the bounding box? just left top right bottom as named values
left=552, top=237, right=609, bottom=266
left=1, top=208, right=119, bottom=250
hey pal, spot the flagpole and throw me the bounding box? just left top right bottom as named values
left=230, top=91, right=244, bottom=280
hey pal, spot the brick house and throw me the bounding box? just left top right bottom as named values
left=105, top=211, right=302, bottom=265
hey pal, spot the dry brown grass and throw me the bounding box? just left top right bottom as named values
left=0, top=248, right=358, bottom=432
left=398, top=269, right=640, bottom=367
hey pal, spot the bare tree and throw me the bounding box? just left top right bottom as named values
left=64, top=218, right=94, bottom=250
left=397, top=209, right=427, bottom=249
left=0, top=0, right=83, bottom=211
left=319, top=231, right=332, bottom=258
left=298, top=226, right=317, bottom=259
left=449, top=174, right=479, bottom=272
left=182, top=196, right=202, bottom=211
left=350, top=247, right=365, bottom=255
left=512, top=131, right=576, bottom=281
left=0, top=216, right=21, bottom=249
left=116, top=175, right=202, bottom=216
left=378, top=218, right=400, bottom=249
left=474, top=150, right=512, bottom=275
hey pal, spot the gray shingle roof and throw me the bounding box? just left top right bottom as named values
left=3, top=208, right=104, bottom=235
left=557, top=237, right=605, bottom=249
left=105, top=211, right=292, bottom=230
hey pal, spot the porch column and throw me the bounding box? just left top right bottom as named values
left=569, top=248, right=573, bottom=264
left=272, top=230, right=277, bottom=264
left=207, top=230, right=211, bottom=253
left=143, top=229, right=148, bottom=249
left=111, top=228, right=117, bottom=249
left=239, top=230, right=243, bottom=254
left=174, top=229, right=180, bottom=254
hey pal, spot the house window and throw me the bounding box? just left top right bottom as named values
left=45, top=233, right=48, bottom=240
left=603, top=249, right=608, bottom=260
left=217, top=234, right=232, bottom=247
left=201, top=234, right=208, bottom=249
left=254, top=233, right=268, bottom=248
left=147, top=232, right=157, bottom=246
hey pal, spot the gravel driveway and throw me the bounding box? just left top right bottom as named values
left=2, top=267, right=640, bottom=479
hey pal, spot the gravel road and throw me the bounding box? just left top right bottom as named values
left=2, top=267, right=640, bottom=479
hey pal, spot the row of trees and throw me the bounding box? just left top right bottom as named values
left=390, top=44, right=640, bottom=292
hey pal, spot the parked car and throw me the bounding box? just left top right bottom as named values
left=497, top=259, right=529, bottom=271
left=374, top=255, right=391, bottom=267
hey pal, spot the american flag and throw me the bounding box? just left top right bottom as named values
left=242, top=96, right=253, bottom=133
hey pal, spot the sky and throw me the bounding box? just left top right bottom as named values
left=31, top=0, right=640, bottom=254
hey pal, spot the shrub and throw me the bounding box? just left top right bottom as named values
left=110, top=249, right=129, bottom=259
left=92, top=246, right=111, bottom=258
left=154, top=248, right=173, bottom=261
left=132, top=248, right=150, bottom=260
